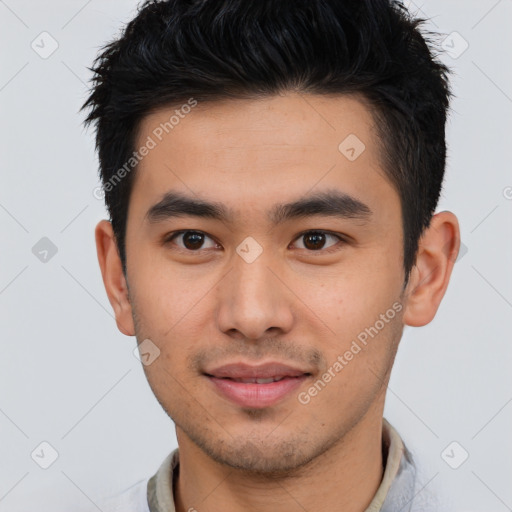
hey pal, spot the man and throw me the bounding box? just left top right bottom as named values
left=82, top=0, right=460, bottom=510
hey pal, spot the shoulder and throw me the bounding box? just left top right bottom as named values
left=382, top=420, right=452, bottom=512
left=96, top=478, right=150, bottom=512
left=407, top=464, right=453, bottom=512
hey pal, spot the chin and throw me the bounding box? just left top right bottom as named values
left=184, top=424, right=329, bottom=476
left=208, top=442, right=312, bottom=475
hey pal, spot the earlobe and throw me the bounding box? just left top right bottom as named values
left=95, top=220, right=135, bottom=336
left=403, top=211, right=460, bottom=327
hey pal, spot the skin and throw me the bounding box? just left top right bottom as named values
left=95, top=93, right=460, bottom=512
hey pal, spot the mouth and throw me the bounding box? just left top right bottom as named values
left=213, top=376, right=299, bottom=384
left=203, top=362, right=312, bottom=409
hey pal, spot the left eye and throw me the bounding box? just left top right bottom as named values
left=291, top=231, right=343, bottom=252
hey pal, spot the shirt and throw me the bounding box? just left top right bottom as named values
left=100, top=419, right=445, bottom=511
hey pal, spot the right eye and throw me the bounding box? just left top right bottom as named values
left=164, top=230, right=220, bottom=252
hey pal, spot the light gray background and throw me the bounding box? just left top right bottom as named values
left=1, top=1, right=511, bottom=510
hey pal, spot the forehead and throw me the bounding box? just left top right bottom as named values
left=130, top=93, right=396, bottom=223
left=137, top=93, right=378, bottom=161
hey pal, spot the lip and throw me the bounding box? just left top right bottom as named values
left=204, top=362, right=311, bottom=409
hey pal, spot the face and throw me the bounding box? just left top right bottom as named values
left=122, top=93, right=408, bottom=473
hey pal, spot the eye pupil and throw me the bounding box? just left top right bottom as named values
left=303, top=232, right=326, bottom=250
left=183, top=231, right=204, bottom=250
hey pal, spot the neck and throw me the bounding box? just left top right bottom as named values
left=174, top=410, right=385, bottom=512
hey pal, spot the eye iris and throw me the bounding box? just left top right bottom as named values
left=303, top=232, right=326, bottom=250
left=183, top=231, right=204, bottom=250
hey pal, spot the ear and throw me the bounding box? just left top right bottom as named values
left=95, top=220, right=135, bottom=336
left=403, top=211, right=461, bottom=327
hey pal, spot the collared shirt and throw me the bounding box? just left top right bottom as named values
left=100, top=419, right=445, bottom=511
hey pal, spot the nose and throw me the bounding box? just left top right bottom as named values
left=216, top=249, right=295, bottom=341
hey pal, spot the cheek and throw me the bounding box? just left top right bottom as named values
left=129, top=259, right=204, bottom=336
left=130, top=272, right=216, bottom=384
left=300, top=268, right=396, bottom=325
left=291, top=255, right=403, bottom=360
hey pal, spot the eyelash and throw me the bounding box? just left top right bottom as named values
left=163, top=230, right=347, bottom=255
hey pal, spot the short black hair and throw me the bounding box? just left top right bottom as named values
left=81, top=0, right=451, bottom=283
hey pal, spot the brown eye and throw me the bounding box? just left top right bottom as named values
left=303, top=232, right=327, bottom=250
left=292, top=231, right=343, bottom=252
left=167, top=231, right=218, bottom=251
left=181, top=231, right=204, bottom=250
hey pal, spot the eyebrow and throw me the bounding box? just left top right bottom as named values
left=145, top=189, right=372, bottom=226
